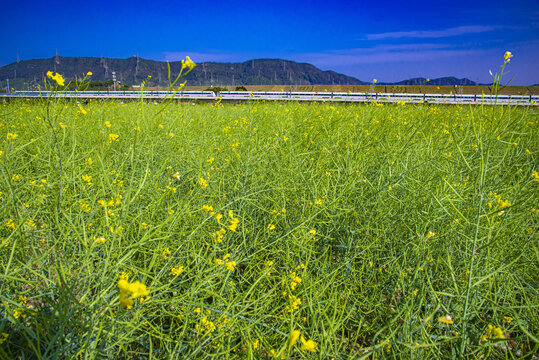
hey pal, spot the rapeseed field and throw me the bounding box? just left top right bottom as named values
left=0, top=97, right=537, bottom=358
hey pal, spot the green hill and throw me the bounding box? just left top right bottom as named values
left=0, top=56, right=368, bottom=89
left=0, top=56, right=485, bottom=90
left=383, top=77, right=478, bottom=86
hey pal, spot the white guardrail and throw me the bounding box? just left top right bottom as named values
left=3, top=91, right=538, bottom=106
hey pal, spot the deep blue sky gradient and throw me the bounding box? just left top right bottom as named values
left=1, top=0, right=538, bottom=84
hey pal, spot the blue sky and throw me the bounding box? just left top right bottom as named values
left=1, top=0, right=538, bottom=84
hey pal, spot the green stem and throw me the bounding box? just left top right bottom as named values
left=45, top=97, right=63, bottom=231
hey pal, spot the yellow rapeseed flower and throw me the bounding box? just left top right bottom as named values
left=225, top=261, right=236, bottom=271
left=290, top=272, right=302, bottom=290
left=51, top=72, right=65, bottom=86
left=504, top=51, right=513, bottom=62
left=198, top=178, right=208, bottom=188
left=503, top=316, right=513, bottom=325
left=87, top=71, right=93, bottom=76
left=118, top=279, right=149, bottom=309
left=170, top=265, right=184, bottom=276
left=285, top=295, right=301, bottom=312
left=438, top=315, right=453, bottom=324
left=81, top=174, right=92, bottom=184
left=109, top=133, right=119, bottom=142
left=300, top=336, right=318, bottom=352
left=481, top=324, right=505, bottom=341
left=212, top=228, right=226, bottom=243
left=93, top=236, right=106, bottom=243
left=5, top=219, right=16, bottom=229
left=228, top=212, right=240, bottom=231
left=79, top=201, right=91, bottom=212
left=289, top=330, right=301, bottom=347
left=181, top=56, right=196, bottom=71
left=228, top=219, right=239, bottom=232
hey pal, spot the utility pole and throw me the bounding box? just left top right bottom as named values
left=7, top=79, right=10, bottom=92
left=134, top=55, right=139, bottom=83
left=112, top=71, right=117, bottom=91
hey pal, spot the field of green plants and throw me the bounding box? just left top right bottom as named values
left=0, top=98, right=537, bottom=359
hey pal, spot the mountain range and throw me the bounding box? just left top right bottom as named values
left=0, top=56, right=481, bottom=89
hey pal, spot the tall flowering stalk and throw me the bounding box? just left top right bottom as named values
left=155, top=56, right=197, bottom=115
left=490, top=51, right=514, bottom=102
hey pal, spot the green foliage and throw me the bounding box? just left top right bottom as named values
left=235, top=86, right=248, bottom=91
left=0, top=100, right=537, bottom=358
left=204, top=86, right=228, bottom=93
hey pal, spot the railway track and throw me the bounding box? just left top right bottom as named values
left=3, top=91, right=538, bottom=106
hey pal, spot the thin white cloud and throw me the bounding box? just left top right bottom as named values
left=289, top=43, right=479, bottom=67
left=366, top=25, right=500, bottom=40
left=162, top=44, right=468, bottom=67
